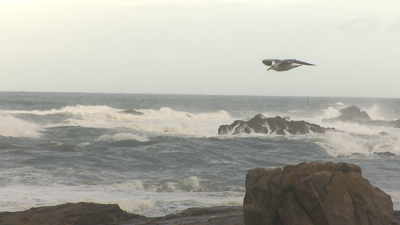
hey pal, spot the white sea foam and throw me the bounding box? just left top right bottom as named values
left=387, top=190, right=400, bottom=211
left=2, top=105, right=115, bottom=116
left=59, top=106, right=233, bottom=137
left=3, top=104, right=234, bottom=137
left=316, top=128, right=400, bottom=157
left=0, top=115, right=41, bottom=138
left=0, top=179, right=243, bottom=217
left=180, top=176, right=201, bottom=192
left=364, top=105, right=386, bottom=120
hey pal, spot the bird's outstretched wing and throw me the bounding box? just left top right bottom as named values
left=262, top=59, right=282, bottom=66
left=283, top=59, right=315, bottom=66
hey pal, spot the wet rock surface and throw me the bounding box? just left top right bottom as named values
left=244, top=161, right=394, bottom=225
left=121, top=109, right=144, bottom=115
left=323, top=106, right=400, bottom=128
left=1, top=163, right=399, bottom=225
left=218, top=114, right=335, bottom=135
left=0, top=202, right=140, bottom=225
left=0, top=205, right=244, bottom=225
left=115, top=206, right=244, bottom=225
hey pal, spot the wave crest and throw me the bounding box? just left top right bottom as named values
left=0, top=115, right=41, bottom=138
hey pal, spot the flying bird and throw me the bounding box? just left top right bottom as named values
left=262, top=59, right=315, bottom=72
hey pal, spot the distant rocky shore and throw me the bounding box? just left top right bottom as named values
left=218, top=114, right=335, bottom=135
left=218, top=105, right=399, bottom=136
left=1, top=162, right=399, bottom=225
left=322, top=105, right=400, bottom=128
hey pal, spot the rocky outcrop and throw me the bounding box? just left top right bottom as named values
left=219, top=114, right=335, bottom=135
left=122, top=109, right=144, bottom=115
left=323, top=106, right=400, bottom=128
left=0, top=204, right=244, bottom=225
left=244, top=161, right=394, bottom=225
left=339, top=106, right=371, bottom=121
left=0, top=202, right=141, bottom=225
left=121, top=206, right=244, bottom=225
left=1, top=169, right=398, bottom=225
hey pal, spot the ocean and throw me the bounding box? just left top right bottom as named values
left=0, top=92, right=399, bottom=217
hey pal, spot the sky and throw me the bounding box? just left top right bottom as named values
left=1, top=0, right=400, bottom=97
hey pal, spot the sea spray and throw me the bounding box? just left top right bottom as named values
left=1, top=92, right=399, bottom=217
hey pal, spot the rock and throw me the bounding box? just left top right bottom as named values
left=395, top=119, right=400, bottom=128
left=0, top=183, right=398, bottom=225
left=218, top=114, right=335, bottom=135
left=122, top=206, right=244, bottom=225
left=122, top=109, right=144, bottom=115
left=374, top=152, right=396, bottom=157
left=0, top=202, right=140, bottom=225
left=323, top=106, right=400, bottom=128
left=243, top=161, right=394, bottom=225
left=339, top=106, right=371, bottom=121
left=393, top=211, right=400, bottom=225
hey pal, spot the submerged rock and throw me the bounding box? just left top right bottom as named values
left=374, top=151, right=397, bottom=157
left=122, top=109, right=144, bottom=115
left=218, top=114, right=335, bottom=135
left=244, top=161, right=394, bottom=225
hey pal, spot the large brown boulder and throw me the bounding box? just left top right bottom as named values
left=219, top=114, right=335, bottom=135
left=0, top=202, right=141, bottom=225
left=244, top=162, right=394, bottom=225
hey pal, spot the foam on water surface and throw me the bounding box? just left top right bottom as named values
left=0, top=115, right=41, bottom=138
left=1, top=93, right=400, bottom=216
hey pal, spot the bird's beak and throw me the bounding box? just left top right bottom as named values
left=267, top=68, right=271, bottom=71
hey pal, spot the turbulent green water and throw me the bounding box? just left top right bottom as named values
left=1, top=92, right=399, bottom=216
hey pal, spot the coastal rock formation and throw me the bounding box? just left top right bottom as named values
left=122, top=109, right=144, bottom=115
left=0, top=202, right=140, bottom=225
left=1, top=167, right=399, bottom=225
left=243, top=161, right=394, bottom=225
left=121, top=206, right=244, bottom=225
left=218, top=114, right=335, bottom=135
left=323, top=106, right=400, bottom=128
left=339, top=105, right=371, bottom=121
left=0, top=205, right=244, bottom=225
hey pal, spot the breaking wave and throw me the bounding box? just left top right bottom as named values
left=0, top=115, right=41, bottom=138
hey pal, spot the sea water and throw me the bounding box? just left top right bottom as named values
left=0, top=92, right=399, bottom=217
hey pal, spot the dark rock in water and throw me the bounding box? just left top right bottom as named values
left=323, top=106, right=400, bottom=128
left=121, top=206, right=244, bottom=225
left=374, top=151, right=396, bottom=157
left=244, top=161, right=394, bottom=225
left=0, top=204, right=243, bottom=225
left=393, top=211, right=400, bottom=225
left=395, top=119, right=400, bottom=128
left=1, top=167, right=399, bottom=225
left=122, top=109, right=144, bottom=115
left=379, top=132, right=389, bottom=136
left=218, top=114, right=335, bottom=135
left=0, top=202, right=140, bottom=225
left=339, top=105, right=371, bottom=121
left=323, top=106, right=371, bottom=123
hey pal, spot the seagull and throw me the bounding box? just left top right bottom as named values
left=262, top=59, right=315, bottom=72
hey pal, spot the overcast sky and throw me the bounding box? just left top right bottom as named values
left=1, top=0, right=399, bottom=97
